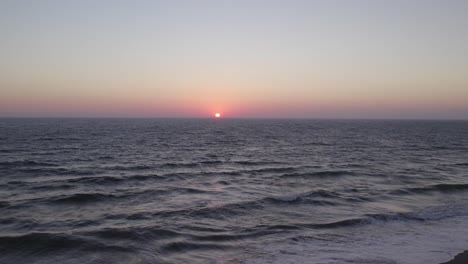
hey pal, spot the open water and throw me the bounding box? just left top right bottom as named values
left=1, top=119, right=467, bottom=264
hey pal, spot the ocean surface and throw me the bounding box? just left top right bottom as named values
left=1, top=119, right=468, bottom=264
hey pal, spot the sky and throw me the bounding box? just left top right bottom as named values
left=0, top=0, right=467, bottom=119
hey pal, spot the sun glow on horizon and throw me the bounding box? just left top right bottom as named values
left=0, top=1, right=467, bottom=119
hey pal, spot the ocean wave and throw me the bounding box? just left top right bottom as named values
left=128, top=187, right=209, bottom=198
left=222, top=204, right=468, bottom=235
left=244, top=167, right=298, bottom=174
left=0, top=217, right=40, bottom=230
left=66, top=176, right=126, bottom=184
left=51, top=193, right=118, bottom=204
left=37, top=186, right=209, bottom=206
left=280, top=170, right=354, bottom=178
left=0, top=160, right=59, bottom=167
left=0, top=232, right=132, bottom=253
left=25, top=174, right=165, bottom=188
left=104, top=165, right=153, bottom=171
left=161, top=241, right=230, bottom=252
left=34, top=136, right=83, bottom=142
left=0, top=233, right=83, bottom=252
left=0, top=149, right=17, bottom=153
left=160, top=171, right=242, bottom=179
left=233, top=160, right=285, bottom=166
left=101, top=199, right=267, bottom=221
left=160, top=162, right=201, bottom=169
left=188, top=229, right=276, bottom=242
left=141, top=190, right=341, bottom=220
left=13, top=167, right=101, bottom=176
left=103, top=161, right=227, bottom=171
left=30, top=184, right=74, bottom=191
left=198, top=160, right=224, bottom=165
left=83, top=227, right=182, bottom=241
left=97, top=155, right=115, bottom=160
left=0, top=217, right=16, bottom=225
left=301, top=205, right=468, bottom=229
left=265, top=189, right=339, bottom=204
left=393, top=183, right=468, bottom=195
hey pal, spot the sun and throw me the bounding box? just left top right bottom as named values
left=215, top=113, right=221, bottom=118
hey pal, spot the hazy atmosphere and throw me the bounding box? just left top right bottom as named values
left=1, top=0, right=467, bottom=118
left=2, top=2, right=468, bottom=264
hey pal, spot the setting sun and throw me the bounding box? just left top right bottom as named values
left=215, top=113, right=221, bottom=118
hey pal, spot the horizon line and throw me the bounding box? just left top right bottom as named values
left=0, top=116, right=467, bottom=121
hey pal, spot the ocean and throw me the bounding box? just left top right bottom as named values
left=1, top=119, right=467, bottom=264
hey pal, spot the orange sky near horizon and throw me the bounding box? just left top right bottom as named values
left=1, top=1, right=467, bottom=119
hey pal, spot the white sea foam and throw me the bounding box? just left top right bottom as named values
left=244, top=214, right=468, bottom=264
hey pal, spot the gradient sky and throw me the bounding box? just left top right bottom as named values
left=1, top=0, right=467, bottom=118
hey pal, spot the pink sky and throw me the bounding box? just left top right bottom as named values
left=1, top=1, right=467, bottom=119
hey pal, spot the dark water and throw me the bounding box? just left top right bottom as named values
left=1, top=119, right=468, bottom=264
